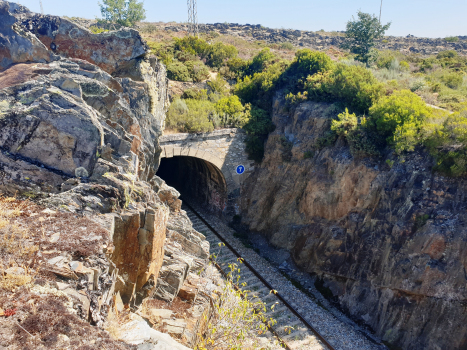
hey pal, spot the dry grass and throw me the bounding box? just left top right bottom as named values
left=0, top=196, right=128, bottom=349
left=0, top=197, right=37, bottom=291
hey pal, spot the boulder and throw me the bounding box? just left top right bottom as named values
left=19, top=13, right=148, bottom=76
left=0, top=1, right=57, bottom=71
left=154, top=257, right=189, bottom=302
left=115, top=313, right=191, bottom=350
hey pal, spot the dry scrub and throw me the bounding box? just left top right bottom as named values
left=0, top=197, right=131, bottom=349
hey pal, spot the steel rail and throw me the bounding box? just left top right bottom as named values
left=183, top=201, right=336, bottom=350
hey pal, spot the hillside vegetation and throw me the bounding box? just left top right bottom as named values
left=140, top=25, right=467, bottom=173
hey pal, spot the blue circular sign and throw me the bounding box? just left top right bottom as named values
left=236, top=165, right=245, bottom=175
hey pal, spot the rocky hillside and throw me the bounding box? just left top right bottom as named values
left=152, top=22, right=467, bottom=56
left=0, top=2, right=234, bottom=349
left=240, top=94, right=467, bottom=350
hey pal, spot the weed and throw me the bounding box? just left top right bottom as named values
left=413, top=214, right=430, bottom=232
left=303, top=151, right=314, bottom=159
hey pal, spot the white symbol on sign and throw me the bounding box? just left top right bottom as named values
left=236, top=165, right=245, bottom=175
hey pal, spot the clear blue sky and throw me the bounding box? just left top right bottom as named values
left=13, top=0, right=467, bottom=38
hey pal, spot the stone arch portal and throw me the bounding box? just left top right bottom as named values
left=157, top=129, right=254, bottom=215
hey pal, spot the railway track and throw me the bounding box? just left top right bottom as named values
left=183, top=202, right=336, bottom=350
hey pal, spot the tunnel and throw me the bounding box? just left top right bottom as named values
left=156, top=156, right=228, bottom=213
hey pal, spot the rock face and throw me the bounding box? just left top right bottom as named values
left=2, top=1, right=148, bottom=75
left=0, top=3, right=216, bottom=350
left=0, top=1, right=57, bottom=71
left=240, top=95, right=467, bottom=350
left=112, top=207, right=169, bottom=302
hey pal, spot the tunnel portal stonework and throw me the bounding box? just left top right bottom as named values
left=159, top=128, right=254, bottom=213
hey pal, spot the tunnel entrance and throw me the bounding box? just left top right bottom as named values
left=156, top=156, right=228, bottom=213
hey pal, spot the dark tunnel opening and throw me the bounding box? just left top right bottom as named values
left=156, top=156, right=228, bottom=213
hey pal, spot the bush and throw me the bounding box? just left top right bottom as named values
left=166, top=98, right=215, bottom=132
left=306, top=63, right=385, bottom=113
left=280, top=42, right=294, bottom=50
left=286, top=49, right=334, bottom=82
left=376, top=53, right=396, bottom=69
left=445, top=36, right=459, bottom=43
left=167, top=61, right=192, bottom=82
left=235, top=60, right=289, bottom=111
left=186, top=61, right=210, bottom=82
left=437, top=50, right=458, bottom=59
left=426, top=109, right=467, bottom=176
left=208, top=42, right=238, bottom=68
left=247, top=48, right=277, bottom=75
left=331, top=108, right=358, bottom=136
left=207, top=75, right=229, bottom=95
left=243, top=107, right=275, bottom=162
left=225, top=57, right=249, bottom=79
left=400, top=61, right=410, bottom=71
left=369, top=90, right=433, bottom=153
left=440, top=71, right=464, bottom=89
left=215, top=95, right=249, bottom=127
left=89, top=26, right=108, bottom=34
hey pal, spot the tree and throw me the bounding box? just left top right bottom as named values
left=99, top=0, right=146, bottom=27
left=343, top=11, right=391, bottom=63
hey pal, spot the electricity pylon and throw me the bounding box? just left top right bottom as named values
left=379, top=0, right=383, bottom=23
left=187, top=0, right=198, bottom=37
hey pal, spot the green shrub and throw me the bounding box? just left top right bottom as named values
left=215, top=95, right=249, bottom=127
left=89, top=26, right=108, bottom=34
left=182, top=88, right=208, bottom=100
left=247, top=48, right=277, bottom=75
left=445, top=36, right=459, bottom=43
left=226, top=57, right=249, bottom=79
left=437, top=50, right=458, bottom=59
left=207, top=75, right=229, bottom=95
left=331, top=108, right=358, bottom=136
left=235, top=60, right=289, bottom=111
left=376, top=53, right=396, bottom=69
left=208, top=42, right=238, bottom=68
left=440, top=71, right=464, bottom=89
left=286, top=49, right=334, bottom=82
left=166, top=98, right=215, bottom=132
left=280, top=42, right=294, bottom=50
left=369, top=90, right=432, bottom=153
left=400, top=61, right=410, bottom=71
left=426, top=109, right=467, bottom=176
left=186, top=61, right=210, bottom=82
left=167, top=61, right=192, bottom=82
left=315, top=130, right=338, bottom=149
left=346, top=125, right=381, bottom=157
left=243, top=107, right=275, bottom=162
left=303, top=150, right=314, bottom=159
left=306, top=63, right=385, bottom=113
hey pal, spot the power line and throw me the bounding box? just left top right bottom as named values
left=187, top=0, right=198, bottom=37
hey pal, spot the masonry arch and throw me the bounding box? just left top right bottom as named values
left=157, top=146, right=232, bottom=213
left=157, top=129, right=254, bottom=215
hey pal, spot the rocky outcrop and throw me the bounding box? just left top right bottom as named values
left=0, top=1, right=57, bottom=70
left=112, top=207, right=169, bottom=303
left=143, top=22, right=467, bottom=57
left=0, top=3, right=214, bottom=350
left=2, top=1, right=147, bottom=75
left=240, top=94, right=467, bottom=350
